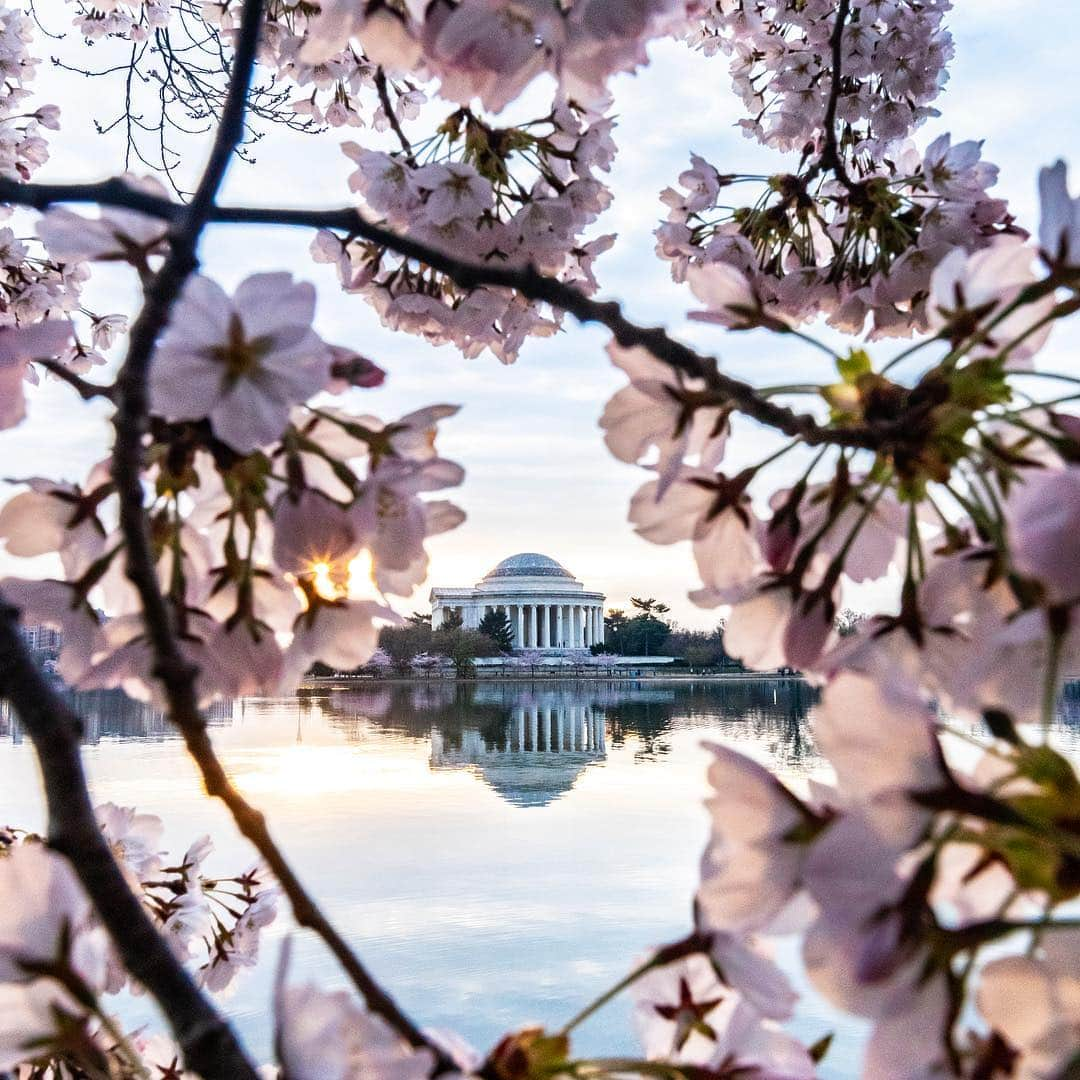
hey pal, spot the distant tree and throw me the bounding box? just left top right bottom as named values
left=660, top=623, right=743, bottom=671
left=440, top=609, right=464, bottom=630
left=626, top=615, right=671, bottom=656
left=380, top=624, right=435, bottom=673
left=835, top=609, right=865, bottom=637
left=433, top=628, right=500, bottom=676
left=478, top=609, right=515, bottom=652
left=630, top=597, right=671, bottom=618
left=603, top=609, right=630, bottom=652
left=408, top=612, right=432, bottom=627
left=615, top=597, right=672, bottom=656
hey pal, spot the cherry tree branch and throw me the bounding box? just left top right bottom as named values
left=0, top=177, right=889, bottom=453
left=0, top=604, right=258, bottom=1079
left=39, top=358, right=116, bottom=402
left=805, top=0, right=855, bottom=190
left=93, top=0, right=458, bottom=1066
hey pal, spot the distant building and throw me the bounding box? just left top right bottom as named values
left=430, top=553, right=605, bottom=652
left=21, top=624, right=62, bottom=653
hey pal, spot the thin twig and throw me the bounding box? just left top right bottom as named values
left=0, top=605, right=258, bottom=1079
left=375, top=68, right=415, bottom=164
left=39, top=358, right=116, bottom=402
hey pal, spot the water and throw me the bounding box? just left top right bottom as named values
left=3, top=679, right=1079, bottom=1076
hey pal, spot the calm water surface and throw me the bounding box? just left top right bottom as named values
left=3, top=679, right=1080, bottom=1077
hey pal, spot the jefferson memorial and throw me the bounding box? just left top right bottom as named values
left=430, top=553, right=606, bottom=651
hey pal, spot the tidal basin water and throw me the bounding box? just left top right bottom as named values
left=3, top=679, right=1080, bottom=1076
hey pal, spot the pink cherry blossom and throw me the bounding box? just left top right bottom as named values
left=978, top=932, right=1080, bottom=1079
left=150, top=273, right=333, bottom=453
left=1038, top=159, right=1080, bottom=266
left=274, top=939, right=436, bottom=1080
left=928, top=236, right=1056, bottom=365
left=697, top=743, right=814, bottom=935
left=0, top=321, right=74, bottom=429
left=0, top=844, right=98, bottom=984
left=1006, top=464, right=1080, bottom=603
left=36, top=175, right=170, bottom=263
left=601, top=343, right=728, bottom=495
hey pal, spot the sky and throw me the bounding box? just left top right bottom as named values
left=5, top=0, right=1080, bottom=628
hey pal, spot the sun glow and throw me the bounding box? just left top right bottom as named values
left=308, top=560, right=341, bottom=600
left=301, top=551, right=381, bottom=603
left=347, top=550, right=381, bottom=601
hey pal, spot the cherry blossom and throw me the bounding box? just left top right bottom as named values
left=632, top=954, right=813, bottom=1077
left=0, top=321, right=74, bottom=429
left=95, top=802, right=164, bottom=885
left=282, top=599, right=400, bottom=691
left=697, top=743, right=818, bottom=935
left=600, top=342, right=729, bottom=494
left=1006, top=463, right=1080, bottom=603
left=0, top=475, right=108, bottom=578
left=691, top=0, right=953, bottom=156
left=0, top=843, right=97, bottom=984
left=978, top=933, right=1080, bottom=1079
left=927, top=235, right=1056, bottom=364
left=628, top=468, right=760, bottom=604
left=36, top=175, right=170, bottom=264
left=1039, top=159, right=1080, bottom=267
left=149, top=273, right=333, bottom=453
left=273, top=939, right=436, bottom=1080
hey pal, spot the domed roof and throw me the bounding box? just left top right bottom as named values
left=483, top=553, right=574, bottom=580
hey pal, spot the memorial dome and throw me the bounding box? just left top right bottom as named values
left=483, top=553, right=574, bottom=580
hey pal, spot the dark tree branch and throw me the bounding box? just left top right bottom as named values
left=0, top=605, right=258, bottom=1078
left=38, top=358, right=116, bottom=403
left=806, top=0, right=855, bottom=190
left=90, top=0, right=459, bottom=1067
left=0, top=176, right=889, bottom=453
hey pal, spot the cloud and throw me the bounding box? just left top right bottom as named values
left=2, top=8, right=1078, bottom=627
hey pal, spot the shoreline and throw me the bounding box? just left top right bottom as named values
left=298, top=671, right=809, bottom=689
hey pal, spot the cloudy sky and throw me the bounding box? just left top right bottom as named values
left=5, top=0, right=1080, bottom=627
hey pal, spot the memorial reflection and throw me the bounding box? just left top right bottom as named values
left=321, top=678, right=818, bottom=806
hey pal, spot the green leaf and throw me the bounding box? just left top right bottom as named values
left=837, top=348, right=872, bottom=384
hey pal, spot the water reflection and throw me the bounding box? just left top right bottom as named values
left=0, top=692, right=233, bottom=744
left=1, top=677, right=1078, bottom=1077
left=429, top=702, right=607, bottom=809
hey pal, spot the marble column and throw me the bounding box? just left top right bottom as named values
left=556, top=710, right=565, bottom=750
left=528, top=705, right=539, bottom=751
left=516, top=605, right=524, bottom=648
left=583, top=606, right=591, bottom=647
left=556, top=605, right=564, bottom=648
left=515, top=707, right=525, bottom=751
left=530, top=605, right=538, bottom=650
left=544, top=708, right=553, bottom=751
